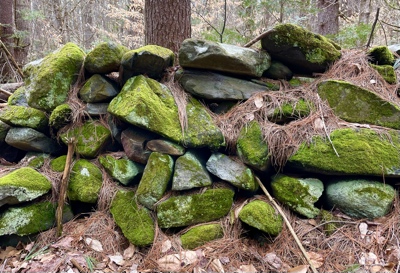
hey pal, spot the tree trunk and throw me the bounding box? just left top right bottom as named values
left=316, top=0, right=339, bottom=35
left=0, top=0, right=15, bottom=82
left=14, top=0, right=30, bottom=66
left=144, top=0, right=191, bottom=53
left=359, top=0, right=372, bottom=25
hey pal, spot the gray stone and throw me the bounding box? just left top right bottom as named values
left=206, top=152, right=258, bottom=191
left=121, top=127, right=156, bottom=164
left=99, top=154, right=144, bottom=185
left=326, top=179, right=395, bottom=219
left=263, top=61, right=293, bottom=80
left=146, top=139, right=185, bottom=156
left=85, top=103, right=109, bottom=116
left=79, top=74, right=119, bottom=103
left=172, top=150, right=212, bottom=191
left=179, top=39, right=270, bottom=77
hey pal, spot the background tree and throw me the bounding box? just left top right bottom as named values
left=144, top=0, right=191, bottom=53
left=0, top=0, right=15, bottom=82
left=316, top=0, right=339, bottom=35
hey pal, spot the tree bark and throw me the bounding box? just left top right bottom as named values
left=14, top=0, right=30, bottom=66
left=359, top=0, right=372, bottom=25
left=0, top=0, right=15, bottom=82
left=144, top=0, right=191, bottom=53
left=316, top=0, right=339, bottom=35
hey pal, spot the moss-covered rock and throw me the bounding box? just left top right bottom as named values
left=238, top=200, right=283, bottom=235
left=99, top=154, right=144, bottom=185
left=136, top=152, right=173, bottom=209
left=270, top=99, right=313, bottom=123
left=121, top=45, right=174, bottom=83
left=0, top=120, right=10, bottom=143
left=60, top=120, right=111, bottom=158
left=50, top=155, right=67, bottom=172
left=326, top=179, right=395, bottom=219
left=287, top=128, right=400, bottom=176
left=49, top=104, right=72, bottom=130
left=0, top=201, right=73, bottom=236
left=236, top=121, right=269, bottom=171
left=206, top=153, right=258, bottom=191
left=108, top=75, right=224, bottom=149
left=7, top=86, right=28, bottom=106
left=84, top=42, right=129, bottom=74
left=68, top=159, right=103, bottom=203
left=110, top=190, right=154, bottom=246
left=0, top=167, right=52, bottom=207
left=0, top=105, right=48, bottom=132
left=368, top=46, right=394, bottom=65
left=79, top=74, right=119, bottom=103
left=180, top=223, right=223, bottom=249
left=370, top=64, right=397, bottom=84
left=24, top=43, right=85, bottom=111
left=25, top=152, right=48, bottom=169
left=271, top=174, right=323, bottom=218
left=261, top=23, right=341, bottom=74
left=318, top=80, right=400, bottom=129
left=157, top=188, right=234, bottom=228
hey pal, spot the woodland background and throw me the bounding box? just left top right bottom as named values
left=0, top=0, right=400, bottom=84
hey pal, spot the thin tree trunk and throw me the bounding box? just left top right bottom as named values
left=14, top=0, right=30, bottom=66
left=359, top=0, right=372, bottom=25
left=316, top=0, right=339, bottom=35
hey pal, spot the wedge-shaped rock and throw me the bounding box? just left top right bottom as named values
left=239, top=200, right=283, bottom=235
left=206, top=152, right=258, bottom=191
left=326, top=179, right=395, bottom=219
left=172, top=150, right=212, bottom=191
left=176, top=69, right=270, bottom=100
left=261, top=24, right=341, bottom=74
left=271, top=174, right=323, bottom=218
left=5, top=127, right=62, bottom=154
left=99, top=154, right=144, bottom=185
left=68, top=159, right=103, bottom=203
left=0, top=167, right=51, bottom=207
left=136, top=152, right=173, bottom=209
left=110, top=190, right=154, bottom=246
left=0, top=201, right=73, bottom=236
left=287, top=128, right=400, bottom=176
left=79, top=74, right=119, bottom=103
left=0, top=105, right=48, bottom=132
left=120, top=45, right=174, bottom=84
left=180, top=223, right=223, bottom=249
left=108, top=75, right=224, bottom=149
left=318, top=80, right=400, bottom=129
left=84, top=42, right=129, bottom=74
left=60, top=120, right=111, bottom=158
left=121, top=127, right=156, bottom=164
left=179, top=39, right=270, bottom=77
left=146, top=138, right=185, bottom=156
left=24, top=43, right=85, bottom=111
left=237, top=121, right=269, bottom=171
left=157, top=188, right=234, bottom=228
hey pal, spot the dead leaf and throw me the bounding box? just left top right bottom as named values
left=129, top=263, right=139, bottom=273
left=264, top=252, right=282, bottom=270
left=239, top=264, right=257, bottom=272
left=51, top=236, right=74, bottom=249
left=314, top=118, right=324, bottom=130
left=210, top=258, right=224, bottom=273
left=84, top=237, right=103, bottom=252
left=370, top=265, right=382, bottom=273
left=307, top=251, right=324, bottom=269
left=288, top=265, right=309, bottom=273
left=245, top=113, right=254, bottom=121
left=234, top=200, right=248, bottom=219
left=123, top=244, right=136, bottom=259
left=161, top=240, right=172, bottom=253
left=109, top=254, right=125, bottom=266
left=193, top=266, right=206, bottom=273
left=359, top=222, right=368, bottom=239
left=254, top=96, right=263, bottom=109
left=157, top=250, right=198, bottom=271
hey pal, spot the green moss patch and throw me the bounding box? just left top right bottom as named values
left=49, top=104, right=72, bottom=130
left=85, top=42, right=129, bottom=74
left=180, top=223, right=223, bottom=249
left=370, top=64, right=397, bottom=84
left=50, top=155, right=67, bottom=172
left=99, top=154, right=144, bottom=185
left=0, top=105, right=48, bottom=132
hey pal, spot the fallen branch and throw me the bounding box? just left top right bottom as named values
left=255, top=176, right=319, bottom=273
left=366, top=8, right=380, bottom=48
left=243, top=29, right=272, bottom=48
left=0, top=82, right=23, bottom=92
left=0, top=88, right=12, bottom=98
left=0, top=40, right=24, bottom=78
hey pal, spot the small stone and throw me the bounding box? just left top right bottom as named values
left=180, top=224, right=223, bottom=249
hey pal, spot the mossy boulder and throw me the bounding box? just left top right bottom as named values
left=7, top=86, right=28, bottom=106
left=84, top=42, right=129, bottom=74
left=136, top=152, right=173, bottom=209
left=238, top=200, right=283, bottom=235
left=60, top=120, right=111, bottom=158
left=287, top=128, right=400, bottom=176
left=0, top=167, right=52, bottom=207
left=108, top=75, right=224, bottom=149
left=0, top=201, right=73, bottom=236
left=261, top=24, right=341, bottom=74
left=180, top=223, right=224, bottom=249
left=318, top=80, right=400, bottom=129
left=326, top=179, right=395, bottom=219
left=99, top=154, right=144, bottom=185
left=50, top=155, right=67, bottom=172
left=236, top=121, right=269, bottom=171
left=206, top=153, right=258, bottom=191
left=24, top=43, right=85, bottom=111
left=79, top=74, right=119, bottom=103
left=370, top=64, right=397, bottom=84
left=120, top=45, right=174, bottom=84
left=368, top=46, right=394, bottom=65
left=157, top=188, right=234, bottom=228
left=110, top=190, right=154, bottom=246
left=0, top=120, right=10, bottom=143
left=271, top=174, right=323, bottom=218
left=179, top=38, right=270, bottom=77
left=49, top=104, right=72, bottom=130
left=68, top=159, right=103, bottom=203
left=0, top=105, right=48, bottom=133
left=172, top=150, right=212, bottom=191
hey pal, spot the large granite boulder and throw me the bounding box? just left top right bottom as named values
left=84, top=42, right=129, bottom=74
left=326, top=179, right=395, bottom=219
left=261, top=24, right=341, bottom=74
left=179, top=39, right=270, bottom=77
left=24, top=43, right=85, bottom=111
left=108, top=75, right=224, bottom=149
left=110, top=190, right=154, bottom=246
left=0, top=167, right=51, bottom=207
left=0, top=105, right=48, bottom=133
left=98, top=154, right=144, bottom=185
left=287, top=128, right=400, bottom=176
left=79, top=74, right=119, bottom=103
left=318, top=80, right=400, bottom=129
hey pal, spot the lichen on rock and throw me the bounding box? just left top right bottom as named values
left=99, top=154, right=144, bottom=185
left=0, top=105, right=48, bottom=132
